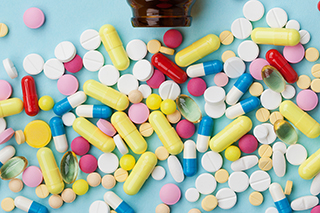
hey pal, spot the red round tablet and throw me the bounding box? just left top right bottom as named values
left=187, top=78, right=207, bottom=96
left=163, top=29, right=183, bottom=49
left=79, top=154, right=98, bottom=173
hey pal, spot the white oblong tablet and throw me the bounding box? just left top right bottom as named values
left=159, top=80, right=181, bottom=100
left=243, top=0, right=264, bottom=21
left=299, top=30, right=311, bottom=45
left=61, top=112, right=76, bottom=127
left=238, top=40, right=259, bottom=62
left=117, top=74, right=139, bottom=95
left=281, top=85, right=296, bottom=99
left=83, top=50, right=105, bottom=72
left=195, top=173, right=216, bottom=195
left=54, top=41, right=76, bottom=63
left=201, top=151, right=223, bottom=172
left=126, top=39, right=147, bottom=61
left=132, top=59, right=154, bottom=81
left=231, top=155, right=258, bottom=171
left=272, top=150, right=286, bottom=177
left=138, top=84, right=152, bottom=99
left=228, top=171, right=249, bottom=193
left=89, top=200, right=110, bottom=213
left=231, top=18, right=252, bottom=39
left=265, top=207, right=279, bottom=213
left=216, top=188, right=237, bottom=209
left=272, top=141, right=286, bottom=153
left=224, top=57, right=246, bottom=78
left=151, top=166, right=166, bottom=181
left=291, top=196, right=319, bottom=211
left=286, top=144, right=307, bottom=165
left=285, top=20, right=300, bottom=31
left=167, top=155, right=184, bottom=183
left=3, top=58, right=18, bottom=79
left=253, top=125, right=268, bottom=140
left=266, top=7, right=288, bottom=28
left=204, top=86, right=225, bottom=104
left=311, top=172, right=320, bottom=195
left=113, top=134, right=128, bottom=155
left=249, top=170, right=271, bottom=192
left=44, top=58, right=65, bottom=80
left=80, top=29, right=101, bottom=50
left=98, top=65, right=120, bottom=86
left=23, top=53, right=44, bottom=75
left=260, top=89, right=282, bottom=110
left=185, top=188, right=199, bottom=203
left=205, top=102, right=226, bottom=119
left=257, top=123, right=277, bottom=144
left=98, top=153, right=119, bottom=174
left=0, top=118, right=6, bottom=134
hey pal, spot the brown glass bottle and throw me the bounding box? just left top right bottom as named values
left=127, top=0, right=196, bottom=27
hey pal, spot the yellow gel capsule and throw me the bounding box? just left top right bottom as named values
left=149, top=111, right=183, bottom=155
left=99, top=24, right=129, bottom=71
left=279, top=100, right=320, bottom=138
left=251, top=27, right=300, bottom=46
left=37, top=148, right=64, bottom=195
left=299, top=148, right=320, bottom=180
left=83, top=80, right=129, bottom=111
left=111, top=112, right=147, bottom=154
left=73, top=117, right=115, bottom=153
left=0, top=98, right=23, bottom=117
left=175, top=34, right=220, bottom=67
left=210, top=116, right=252, bottom=153
left=123, top=152, right=157, bottom=195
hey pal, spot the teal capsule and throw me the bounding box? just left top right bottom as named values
left=274, top=119, right=298, bottom=145
left=0, top=156, right=28, bottom=180
left=262, top=65, right=286, bottom=93
left=176, top=94, right=202, bottom=123
left=60, top=151, right=79, bottom=184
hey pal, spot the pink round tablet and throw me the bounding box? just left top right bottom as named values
left=214, top=72, right=229, bottom=87
left=0, top=128, right=14, bottom=144
left=71, top=136, right=90, bottom=156
left=296, top=89, right=318, bottom=111
left=0, top=80, right=12, bottom=101
left=64, top=54, right=83, bottom=73
left=79, top=154, right=98, bottom=173
left=57, top=74, right=79, bottom=95
left=159, top=183, right=181, bottom=205
left=146, top=69, right=165, bottom=89
left=283, top=43, right=305, bottom=64
left=97, top=119, right=117, bottom=137
left=187, top=78, right=207, bottom=96
left=311, top=205, right=320, bottom=213
left=22, top=166, right=43, bottom=187
left=23, top=7, right=45, bottom=29
left=163, top=29, right=183, bottom=49
left=249, top=58, right=270, bottom=80
left=238, top=134, right=258, bottom=154
left=128, top=103, right=150, bottom=124
left=176, top=120, right=195, bottom=139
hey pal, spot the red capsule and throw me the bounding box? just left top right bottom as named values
left=21, top=76, right=39, bottom=116
left=151, top=53, right=188, bottom=84
left=266, top=49, right=298, bottom=84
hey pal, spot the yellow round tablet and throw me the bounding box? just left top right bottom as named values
left=102, top=175, right=116, bottom=189
left=297, top=75, right=311, bottom=89
left=9, top=178, right=23, bottom=193
left=284, top=180, right=293, bottom=195
left=155, top=146, right=169, bottom=161
left=311, top=79, right=320, bottom=93
left=249, top=82, right=264, bottom=97
left=87, top=172, right=101, bottom=187
left=305, top=47, right=319, bottom=62
left=120, top=154, right=136, bottom=171
left=255, top=108, right=270, bottom=122
left=219, top=30, right=234, bottom=45
left=155, top=203, right=170, bottom=213
left=72, top=179, right=88, bottom=196
left=311, top=64, right=320, bottom=78
left=1, top=197, right=15, bottom=212
left=166, top=110, right=181, bottom=124
left=258, top=144, right=272, bottom=158
left=0, top=23, right=8, bottom=37
left=114, top=168, right=128, bottom=182
left=258, top=157, right=273, bottom=171
left=160, top=46, right=175, bottom=55
left=225, top=145, right=241, bottom=161
left=221, top=50, right=236, bottom=63
left=24, top=120, right=51, bottom=148
left=215, top=169, right=229, bottom=183
left=249, top=191, right=263, bottom=206
left=38, top=96, right=54, bottom=111
left=188, top=209, right=201, bottom=213
left=49, top=194, right=63, bottom=209
left=269, top=111, right=283, bottom=125
left=61, top=188, right=76, bottom=203
left=201, top=195, right=218, bottom=211
left=147, top=39, right=161, bottom=54
left=35, top=184, right=49, bottom=199
left=139, top=122, right=154, bottom=137
left=14, top=130, right=25, bottom=145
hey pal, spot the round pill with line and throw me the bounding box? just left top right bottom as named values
left=216, top=188, right=237, bottom=209
left=201, top=151, right=223, bottom=172
left=195, top=173, right=216, bottom=194
left=249, top=170, right=271, bottom=191
left=266, top=7, right=288, bottom=28
left=98, top=65, right=119, bottom=86
left=55, top=41, right=76, bottom=63
left=83, top=50, right=104, bottom=72
left=44, top=58, right=65, bottom=80
left=80, top=29, right=101, bottom=50
left=242, top=0, right=264, bottom=21
left=23, top=53, right=44, bottom=75
left=231, top=18, right=252, bottom=39
left=159, top=80, right=181, bottom=100
left=228, top=171, right=249, bottom=192
left=224, top=57, right=245, bottom=78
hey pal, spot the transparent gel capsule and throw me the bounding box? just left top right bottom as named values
left=274, top=119, right=298, bottom=145
left=176, top=94, right=202, bottom=123
left=0, top=156, right=28, bottom=180
left=60, top=151, right=79, bottom=184
left=262, top=65, right=286, bottom=93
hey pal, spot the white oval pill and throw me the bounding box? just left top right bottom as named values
left=44, top=58, right=65, bottom=80
left=98, top=65, right=120, bottom=86
left=265, top=207, right=279, bottom=213
left=299, top=30, right=311, bottom=45
left=204, top=86, right=225, bottom=104
left=266, top=7, right=288, bottom=28
left=260, top=89, right=282, bottom=110
left=286, top=144, right=307, bottom=165
left=238, top=40, right=259, bottom=62
left=231, top=155, right=258, bottom=171
left=138, top=84, right=152, bottom=99
left=89, top=200, right=110, bottom=213
left=98, top=153, right=119, bottom=174
left=55, top=41, right=76, bottom=63
left=272, top=150, right=286, bottom=177
left=310, top=172, right=320, bottom=195
left=224, top=57, right=246, bottom=78
left=80, top=29, right=101, bottom=51
left=195, top=173, right=216, bottom=195
left=0, top=118, right=6, bottom=134
left=257, top=123, right=277, bottom=145
left=272, top=142, right=286, bottom=153
left=126, top=39, right=147, bottom=61
left=281, top=85, right=296, bottom=99
left=253, top=125, right=268, bottom=140
left=61, top=112, right=76, bottom=127
left=201, top=151, right=223, bottom=172
left=205, top=102, right=226, bottom=119
left=83, top=50, right=105, bottom=72
left=23, top=53, right=44, bottom=75
left=228, top=171, right=249, bottom=193
left=132, top=59, right=154, bottom=81
left=3, top=58, right=18, bottom=79
left=216, top=188, right=237, bottom=209
left=151, top=166, right=166, bottom=181
left=159, top=80, right=181, bottom=100
left=185, top=188, right=199, bottom=203
left=249, top=170, right=271, bottom=192
left=113, top=134, right=128, bottom=155
left=285, top=20, right=300, bottom=31
left=231, top=18, right=252, bottom=39
left=117, top=74, right=139, bottom=95
left=167, top=155, right=184, bottom=183
left=291, top=196, right=319, bottom=211
left=242, top=0, right=264, bottom=22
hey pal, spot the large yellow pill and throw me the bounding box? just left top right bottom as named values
left=251, top=27, right=300, bottom=46
left=24, top=120, right=51, bottom=148
left=0, top=98, right=23, bottom=118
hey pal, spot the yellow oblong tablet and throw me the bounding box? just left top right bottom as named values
left=251, top=27, right=300, bottom=46
left=299, top=148, right=320, bottom=180
left=210, top=116, right=252, bottom=153
left=24, top=120, right=51, bottom=148
left=0, top=98, right=23, bottom=118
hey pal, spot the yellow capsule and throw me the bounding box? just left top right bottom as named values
left=73, top=117, right=115, bottom=153
left=123, top=152, right=157, bottom=195
left=83, top=80, right=129, bottom=111
left=0, top=98, right=23, bottom=118
left=299, top=148, right=320, bottom=180
left=37, top=148, right=64, bottom=195
left=175, top=34, right=220, bottom=67
left=111, top=112, right=147, bottom=154
left=279, top=100, right=320, bottom=138
left=99, top=24, right=129, bottom=71
left=149, top=111, right=183, bottom=155
left=210, top=116, right=252, bottom=153
left=251, top=27, right=300, bottom=46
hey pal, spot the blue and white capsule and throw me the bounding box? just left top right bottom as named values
left=49, top=117, right=68, bottom=153
left=14, top=196, right=49, bottom=213
left=226, top=73, right=253, bottom=105
left=186, top=60, right=223, bottom=78
left=196, top=116, right=214, bottom=152
left=225, top=96, right=260, bottom=119
left=269, top=183, right=292, bottom=213
left=104, top=191, right=134, bottom=213
left=0, top=145, right=15, bottom=168
left=183, top=140, right=197, bottom=177
left=75, top=105, right=112, bottom=119
left=53, top=91, right=87, bottom=116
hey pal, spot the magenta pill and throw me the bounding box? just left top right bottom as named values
left=214, top=72, right=229, bottom=87
left=64, top=54, right=83, bottom=73
left=71, top=136, right=90, bottom=156
left=159, top=183, right=181, bottom=205
left=283, top=43, right=305, bottom=64
left=311, top=205, right=320, bottom=213
left=79, top=154, right=98, bottom=173
left=0, top=128, right=14, bottom=145
left=146, top=69, right=165, bottom=89
left=163, top=29, right=183, bottom=49
left=57, top=74, right=79, bottom=96
left=23, top=7, right=45, bottom=29
left=238, top=134, right=258, bottom=154
left=97, top=119, right=117, bottom=137
left=187, top=78, right=207, bottom=96
left=249, top=58, right=269, bottom=80
left=128, top=103, right=150, bottom=124
left=22, top=166, right=43, bottom=187
left=176, top=120, right=195, bottom=139
left=0, top=80, right=12, bottom=101
left=296, top=89, right=318, bottom=111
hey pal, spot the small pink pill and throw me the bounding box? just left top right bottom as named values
left=176, top=120, right=195, bottom=139
left=64, top=54, right=83, bottom=73
left=159, top=183, right=181, bottom=205
left=128, top=103, right=150, bottom=124
left=283, top=43, right=305, bottom=64
left=79, top=154, right=98, bottom=174
left=23, top=7, right=45, bottom=29
left=22, top=166, right=43, bottom=187
left=97, top=119, right=117, bottom=137
left=238, top=134, right=258, bottom=154
left=71, top=136, right=90, bottom=156
left=146, top=69, right=165, bottom=89
left=0, top=128, right=14, bottom=145
left=163, top=29, right=183, bottom=49
left=249, top=58, right=269, bottom=80
left=214, top=72, right=229, bottom=87
left=0, top=80, right=12, bottom=101
left=57, top=74, right=79, bottom=96
left=187, top=78, right=207, bottom=97
left=296, top=89, right=318, bottom=111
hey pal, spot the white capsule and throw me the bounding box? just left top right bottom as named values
left=184, top=140, right=196, bottom=159
left=197, top=135, right=210, bottom=153
left=0, top=145, right=15, bottom=167
left=183, top=140, right=197, bottom=177
left=15, top=196, right=48, bottom=213
left=76, top=105, right=93, bottom=117
left=104, top=191, right=134, bottom=213
left=225, top=103, right=244, bottom=119
left=67, top=91, right=87, bottom=108
left=187, top=63, right=205, bottom=78
left=226, top=87, right=243, bottom=105
left=54, top=135, right=68, bottom=153
left=269, top=183, right=291, bottom=213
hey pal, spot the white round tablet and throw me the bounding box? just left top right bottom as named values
left=242, top=0, right=264, bottom=22
left=83, top=50, right=105, bottom=72
left=281, top=85, right=296, bottom=99
left=0, top=118, right=6, bottom=134
left=216, top=188, right=237, bottom=209
left=260, top=89, right=282, bottom=110
left=224, top=57, right=246, bottom=78
left=132, top=59, right=154, bottom=81
left=286, top=144, right=307, bottom=165
left=204, top=86, right=225, bottom=104
left=231, top=18, right=252, bottom=39
left=117, top=74, right=139, bottom=95
left=54, top=41, right=76, bottom=63
left=201, top=151, right=223, bottom=173
left=299, top=30, right=311, bottom=45
left=257, top=123, right=277, bottom=144
left=265, top=207, right=279, bottom=213
left=3, top=58, right=18, bottom=79
left=151, top=166, right=166, bottom=181
left=89, top=200, right=110, bottom=213
left=272, top=141, right=287, bottom=153
left=61, top=112, right=76, bottom=127
left=44, top=58, right=65, bottom=80
left=238, top=40, right=259, bottom=62
left=98, top=153, right=119, bottom=173
left=228, top=171, right=249, bottom=193
left=266, top=7, right=288, bottom=28
left=185, top=188, right=199, bottom=203
left=159, top=80, right=181, bottom=100
left=205, top=102, right=226, bottom=119
left=285, top=20, right=300, bottom=31
left=138, top=84, right=152, bottom=99
left=253, top=125, right=268, bottom=140
left=80, top=29, right=101, bottom=50
left=113, top=134, right=128, bottom=155
left=195, top=173, right=216, bottom=195
left=249, top=170, right=271, bottom=192
left=23, top=53, right=44, bottom=75
left=98, top=65, right=120, bottom=86
left=126, top=39, right=147, bottom=61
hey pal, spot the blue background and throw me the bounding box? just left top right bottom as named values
left=0, top=0, right=320, bottom=212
